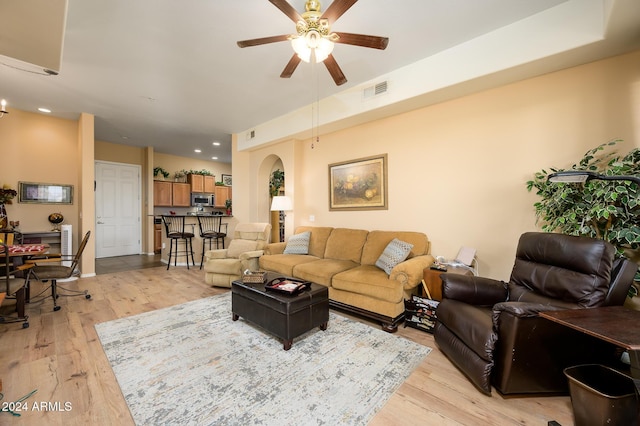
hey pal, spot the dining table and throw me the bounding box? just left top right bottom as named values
left=0, top=243, right=50, bottom=258
left=0, top=243, right=48, bottom=328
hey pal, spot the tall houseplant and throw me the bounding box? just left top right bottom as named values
left=527, top=140, right=640, bottom=293
left=527, top=140, right=640, bottom=249
left=270, top=169, right=285, bottom=197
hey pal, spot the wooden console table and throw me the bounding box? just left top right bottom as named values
left=21, top=231, right=61, bottom=254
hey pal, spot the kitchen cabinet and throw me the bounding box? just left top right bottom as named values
left=214, top=185, right=232, bottom=208
left=187, top=174, right=216, bottom=193
left=172, top=183, right=191, bottom=207
left=154, top=181, right=191, bottom=206
left=187, top=174, right=204, bottom=192
left=154, top=181, right=172, bottom=206
left=204, top=175, right=216, bottom=193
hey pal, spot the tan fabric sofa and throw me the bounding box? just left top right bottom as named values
left=258, top=226, right=435, bottom=332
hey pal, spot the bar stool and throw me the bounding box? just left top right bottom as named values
left=196, top=215, right=227, bottom=269
left=161, top=216, right=195, bottom=269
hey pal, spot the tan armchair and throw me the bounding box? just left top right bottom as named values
left=203, top=223, right=271, bottom=288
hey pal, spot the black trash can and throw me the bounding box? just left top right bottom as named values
left=564, top=364, right=638, bottom=426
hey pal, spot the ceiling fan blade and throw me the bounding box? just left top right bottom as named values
left=269, top=0, right=303, bottom=23
left=333, top=32, right=389, bottom=50
left=321, top=0, right=359, bottom=23
left=323, top=54, right=347, bottom=86
left=280, top=54, right=302, bottom=78
left=237, top=34, right=290, bottom=48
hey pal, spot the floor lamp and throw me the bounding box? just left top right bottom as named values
left=548, top=170, right=640, bottom=185
left=270, top=196, right=292, bottom=242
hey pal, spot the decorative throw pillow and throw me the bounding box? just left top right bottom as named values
left=283, top=231, right=311, bottom=255
left=375, top=238, right=414, bottom=275
left=227, top=239, right=259, bottom=258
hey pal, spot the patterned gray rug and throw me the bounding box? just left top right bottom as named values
left=95, top=292, right=431, bottom=425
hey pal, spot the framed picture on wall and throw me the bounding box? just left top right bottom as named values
left=222, top=174, right=232, bottom=186
left=18, top=181, right=74, bottom=204
left=328, top=154, right=388, bottom=211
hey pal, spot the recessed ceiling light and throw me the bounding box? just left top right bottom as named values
left=212, top=142, right=220, bottom=146
left=38, top=107, right=51, bottom=113
left=212, top=156, right=218, bottom=160
left=194, top=149, right=201, bottom=153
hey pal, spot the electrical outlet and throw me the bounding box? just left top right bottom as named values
left=162, top=243, right=166, bottom=249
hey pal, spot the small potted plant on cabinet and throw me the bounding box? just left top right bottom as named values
left=153, top=167, right=170, bottom=180
left=225, top=199, right=232, bottom=216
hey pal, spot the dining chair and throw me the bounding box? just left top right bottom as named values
left=25, top=231, right=92, bottom=312
left=161, top=216, right=196, bottom=269
left=196, top=215, right=227, bottom=269
left=1, top=242, right=33, bottom=328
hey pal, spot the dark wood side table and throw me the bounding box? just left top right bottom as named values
left=540, top=306, right=640, bottom=392
left=422, top=265, right=473, bottom=301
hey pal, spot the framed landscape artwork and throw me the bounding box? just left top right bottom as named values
left=328, top=154, right=388, bottom=211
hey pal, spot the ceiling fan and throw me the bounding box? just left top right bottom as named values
left=237, top=0, right=389, bottom=86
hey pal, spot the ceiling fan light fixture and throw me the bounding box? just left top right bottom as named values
left=291, top=30, right=334, bottom=63
left=314, top=36, right=334, bottom=62
left=291, top=36, right=312, bottom=62
left=0, top=99, right=8, bottom=117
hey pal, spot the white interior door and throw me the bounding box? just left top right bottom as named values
left=95, top=161, right=141, bottom=258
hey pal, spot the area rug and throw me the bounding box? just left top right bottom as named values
left=95, top=293, right=431, bottom=425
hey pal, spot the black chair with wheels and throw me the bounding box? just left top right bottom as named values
left=24, top=231, right=92, bottom=312
left=162, top=215, right=196, bottom=269
left=196, top=215, right=227, bottom=269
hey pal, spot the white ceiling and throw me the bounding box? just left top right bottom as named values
left=1, top=0, right=639, bottom=164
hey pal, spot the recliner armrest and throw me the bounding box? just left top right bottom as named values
left=441, top=274, right=507, bottom=306
left=239, top=250, right=264, bottom=261
left=493, top=301, right=567, bottom=319
left=205, top=249, right=229, bottom=260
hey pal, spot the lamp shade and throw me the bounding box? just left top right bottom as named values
left=270, top=196, right=292, bottom=211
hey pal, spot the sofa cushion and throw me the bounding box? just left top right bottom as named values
left=283, top=231, right=311, bottom=255
left=375, top=238, right=413, bottom=275
left=293, top=259, right=359, bottom=287
left=361, top=231, right=430, bottom=265
left=293, top=226, right=334, bottom=258
left=259, top=254, right=320, bottom=276
left=332, top=265, right=404, bottom=303
left=227, top=239, right=259, bottom=258
left=323, top=228, right=369, bottom=263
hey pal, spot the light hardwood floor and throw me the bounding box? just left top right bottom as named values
left=0, top=267, right=574, bottom=425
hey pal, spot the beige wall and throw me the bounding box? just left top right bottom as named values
left=0, top=108, right=80, bottom=237
left=236, top=50, right=640, bottom=280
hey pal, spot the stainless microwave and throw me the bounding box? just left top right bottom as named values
left=191, top=193, right=215, bottom=207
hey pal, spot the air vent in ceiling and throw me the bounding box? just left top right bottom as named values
left=363, top=81, right=388, bottom=100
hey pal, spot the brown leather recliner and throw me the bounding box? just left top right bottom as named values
left=433, top=232, right=637, bottom=396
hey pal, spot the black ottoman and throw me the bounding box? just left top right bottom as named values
left=231, top=273, right=329, bottom=350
